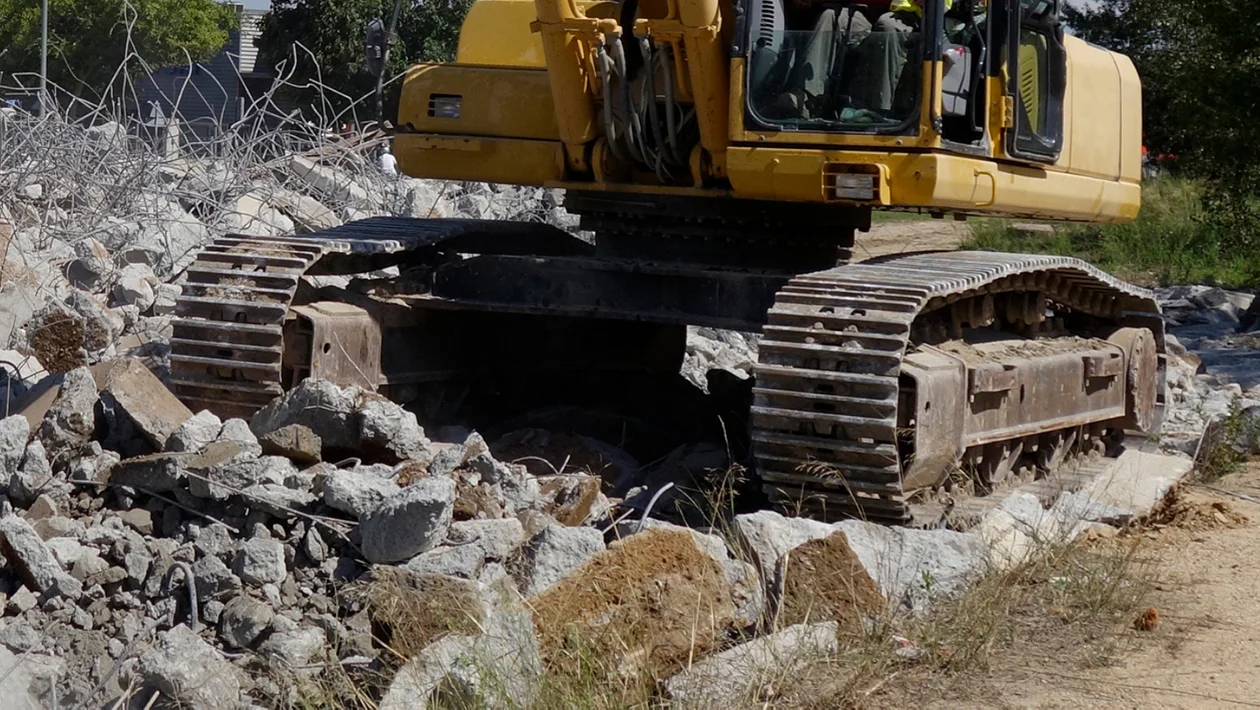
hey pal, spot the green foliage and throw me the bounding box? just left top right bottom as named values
left=1065, top=0, right=1260, bottom=248
left=967, top=178, right=1260, bottom=287
left=255, top=0, right=474, bottom=119
left=0, top=0, right=238, bottom=96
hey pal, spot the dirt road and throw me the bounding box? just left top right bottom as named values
left=957, top=467, right=1260, bottom=709
left=852, top=219, right=974, bottom=261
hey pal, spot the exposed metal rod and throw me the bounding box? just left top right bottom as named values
left=39, top=0, right=48, bottom=115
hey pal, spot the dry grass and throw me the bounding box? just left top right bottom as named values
left=362, top=566, right=489, bottom=659
left=779, top=536, right=1154, bottom=708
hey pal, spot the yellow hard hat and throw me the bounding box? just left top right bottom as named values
left=890, top=0, right=953, bottom=13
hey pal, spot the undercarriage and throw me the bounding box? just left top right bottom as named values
left=168, top=193, right=1165, bottom=524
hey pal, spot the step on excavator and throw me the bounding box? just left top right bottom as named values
left=170, top=0, right=1164, bottom=524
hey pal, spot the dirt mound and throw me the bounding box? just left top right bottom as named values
left=1149, top=494, right=1248, bottom=532
left=530, top=528, right=738, bottom=680
left=776, top=531, right=886, bottom=631
left=365, top=566, right=489, bottom=658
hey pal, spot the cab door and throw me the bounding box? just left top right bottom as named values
left=1003, top=0, right=1067, bottom=162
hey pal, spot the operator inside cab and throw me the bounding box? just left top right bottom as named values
left=750, top=0, right=984, bottom=133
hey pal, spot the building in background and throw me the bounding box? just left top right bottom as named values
left=135, top=4, right=272, bottom=142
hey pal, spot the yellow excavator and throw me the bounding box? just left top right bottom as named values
left=169, top=0, right=1164, bottom=523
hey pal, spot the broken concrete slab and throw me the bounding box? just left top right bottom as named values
left=516, top=524, right=605, bottom=597
left=1076, top=450, right=1194, bottom=521
left=665, top=622, right=839, bottom=708
left=97, top=357, right=192, bottom=449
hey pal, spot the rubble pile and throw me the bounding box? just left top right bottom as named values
left=0, top=109, right=1244, bottom=708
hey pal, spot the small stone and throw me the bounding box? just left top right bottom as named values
left=120, top=508, right=153, bottom=535
left=219, top=418, right=262, bottom=457
left=123, top=552, right=151, bottom=586
left=234, top=538, right=287, bottom=585
left=202, top=599, right=226, bottom=625
left=32, top=516, right=84, bottom=541
left=45, top=538, right=87, bottom=567
left=109, top=453, right=184, bottom=493
left=6, top=586, right=37, bottom=614
left=301, top=528, right=327, bottom=563
left=165, top=410, right=222, bottom=453
left=219, top=595, right=275, bottom=649
left=359, top=478, right=456, bottom=564
left=257, top=626, right=325, bottom=668
left=0, top=619, right=41, bottom=653
left=259, top=424, right=322, bottom=465
left=26, top=494, right=58, bottom=520
left=192, top=555, right=243, bottom=601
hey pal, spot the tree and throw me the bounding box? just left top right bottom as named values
left=1065, top=0, right=1260, bottom=246
left=0, top=0, right=238, bottom=97
left=255, top=0, right=474, bottom=121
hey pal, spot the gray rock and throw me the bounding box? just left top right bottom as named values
left=6, top=586, right=37, bottom=614
left=322, top=468, right=401, bottom=517
left=69, top=550, right=109, bottom=582
left=733, top=510, right=835, bottom=586
left=219, top=595, right=274, bottom=649
left=120, top=508, right=153, bottom=535
left=135, top=625, right=242, bottom=709
left=9, top=439, right=58, bottom=507
left=515, top=524, right=604, bottom=597
left=165, top=410, right=222, bottom=453
left=405, top=543, right=486, bottom=579
left=1050, top=490, right=1136, bottom=528
left=36, top=367, right=97, bottom=453
left=67, top=442, right=119, bottom=484
left=257, top=626, right=325, bottom=668
left=123, top=552, right=151, bottom=586
left=360, top=477, right=456, bottom=564
left=250, top=379, right=358, bottom=451
left=45, top=537, right=87, bottom=567
left=185, top=441, right=269, bottom=500
left=0, top=620, right=42, bottom=654
left=219, top=418, right=262, bottom=457
left=379, top=608, right=541, bottom=710
left=259, top=424, right=321, bottom=464
left=108, top=453, right=184, bottom=493
left=301, top=527, right=327, bottom=562
left=152, top=283, right=180, bottom=316
left=355, top=397, right=432, bottom=463
left=269, top=188, right=341, bottom=233
left=834, top=519, right=985, bottom=612
left=0, top=646, right=62, bottom=709
left=467, top=454, right=541, bottom=514
left=447, top=518, right=526, bottom=561
left=192, top=555, right=242, bottom=600
left=241, top=483, right=318, bottom=517
left=0, top=515, right=81, bottom=599
left=666, top=622, right=838, bottom=707
left=25, top=494, right=56, bottom=520
left=64, top=290, right=122, bottom=353
left=0, top=415, right=29, bottom=478
left=234, top=538, right=287, bottom=585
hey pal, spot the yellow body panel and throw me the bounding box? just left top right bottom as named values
left=396, top=134, right=564, bottom=185
left=725, top=148, right=1139, bottom=222
left=398, top=0, right=1145, bottom=224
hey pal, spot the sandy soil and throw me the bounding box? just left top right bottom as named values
left=852, top=219, right=974, bottom=261
left=940, top=465, right=1260, bottom=710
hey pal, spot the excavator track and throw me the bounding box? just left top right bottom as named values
left=751, top=251, right=1164, bottom=525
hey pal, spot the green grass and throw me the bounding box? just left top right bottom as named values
left=964, top=178, right=1258, bottom=288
